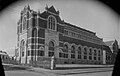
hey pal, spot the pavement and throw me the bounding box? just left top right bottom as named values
left=4, top=64, right=114, bottom=76
left=31, top=64, right=113, bottom=75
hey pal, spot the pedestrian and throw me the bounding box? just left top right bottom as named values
left=0, top=56, right=5, bottom=76
left=112, top=49, right=120, bottom=76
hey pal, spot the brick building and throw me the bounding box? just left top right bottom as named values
left=16, top=5, right=104, bottom=65
left=105, top=40, right=119, bottom=64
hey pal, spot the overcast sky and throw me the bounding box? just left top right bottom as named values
left=0, top=0, right=119, bottom=56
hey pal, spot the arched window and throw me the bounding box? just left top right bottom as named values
left=20, top=24, right=22, bottom=33
left=94, top=49, right=97, bottom=56
left=48, top=41, right=55, bottom=57
left=20, top=40, right=25, bottom=57
left=84, top=47, right=87, bottom=55
left=78, top=47, right=81, bottom=54
left=48, top=41, right=54, bottom=51
left=32, top=28, right=37, bottom=37
left=71, top=45, right=75, bottom=58
left=71, top=46, right=75, bottom=53
left=22, top=16, right=27, bottom=30
left=48, top=16, right=56, bottom=30
left=98, top=50, right=101, bottom=56
left=78, top=46, right=82, bottom=59
left=63, top=44, right=68, bottom=52
left=89, top=48, right=92, bottom=55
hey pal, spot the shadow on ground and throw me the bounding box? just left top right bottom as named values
left=4, top=65, right=30, bottom=71
left=55, top=66, right=113, bottom=70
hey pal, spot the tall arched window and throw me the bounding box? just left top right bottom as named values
left=94, top=49, right=97, bottom=56
left=84, top=48, right=87, bottom=55
left=48, top=16, right=56, bottom=30
left=22, top=16, right=27, bottom=30
left=20, top=24, right=22, bottom=33
left=83, top=47, right=87, bottom=59
left=20, top=40, right=25, bottom=57
left=71, top=46, right=75, bottom=53
left=32, top=28, right=37, bottom=37
left=63, top=44, right=68, bottom=52
left=98, top=50, right=101, bottom=56
left=49, top=41, right=54, bottom=51
left=71, top=45, right=75, bottom=59
left=78, top=46, right=82, bottom=59
left=78, top=47, right=81, bottom=54
left=89, top=48, right=92, bottom=55
left=48, top=41, right=55, bottom=57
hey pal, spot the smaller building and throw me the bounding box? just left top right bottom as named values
left=0, top=50, right=9, bottom=60
left=102, top=44, right=113, bottom=64
left=0, top=50, right=10, bottom=63
left=105, top=40, right=119, bottom=64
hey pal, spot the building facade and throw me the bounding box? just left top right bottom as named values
left=105, top=40, right=119, bottom=64
left=0, top=50, right=9, bottom=61
left=16, top=5, right=104, bottom=65
left=102, top=44, right=113, bottom=64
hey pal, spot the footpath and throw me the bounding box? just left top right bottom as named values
left=3, top=63, right=113, bottom=75
left=30, top=64, right=113, bottom=75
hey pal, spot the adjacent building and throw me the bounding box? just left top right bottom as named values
left=0, top=50, right=9, bottom=60
left=105, top=40, right=119, bottom=64
left=16, top=5, right=107, bottom=65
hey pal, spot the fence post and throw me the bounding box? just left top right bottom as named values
left=50, top=56, right=56, bottom=70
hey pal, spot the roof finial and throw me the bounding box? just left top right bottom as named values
left=57, top=9, right=59, bottom=15
left=37, top=9, right=40, bottom=15
left=45, top=4, right=48, bottom=10
left=27, top=4, right=30, bottom=10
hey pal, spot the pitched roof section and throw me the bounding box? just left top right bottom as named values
left=105, top=41, right=114, bottom=46
left=64, top=22, right=96, bottom=35
left=47, top=5, right=59, bottom=14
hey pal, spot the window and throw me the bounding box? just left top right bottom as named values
left=38, top=50, right=44, bottom=56
left=59, top=53, right=68, bottom=58
left=31, top=50, right=34, bottom=56
left=71, top=54, right=75, bottom=58
left=49, top=41, right=54, bottom=51
left=59, top=52, right=62, bottom=57
left=78, top=47, right=81, bottom=54
left=89, top=56, right=92, bottom=60
left=20, top=24, right=22, bottom=33
left=48, top=51, right=54, bottom=57
left=78, top=55, right=81, bottom=59
left=84, top=48, right=87, bottom=55
left=98, top=50, right=101, bottom=56
left=48, top=16, right=56, bottom=30
left=94, top=57, right=96, bottom=60
left=22, top=16, right=27, bottom=30
left=63, top=44, right=68, bottom=52
left=32, top=28, right=37, bottom=37
left=27, top=50, right=30, bottom=56
left=71, top=46, right=75, bottom=53
left=94, top=50, right=97, bottom=56
left=64, top=54, right=68, bottom=58
left=48, top=40, right=55, bottom=57
left=89, top=49, right=92, bottom=55
left=20, top=40, right=25, bottom=57
left=98, top=57, right=101, bottom=60
left=64, top=30, right=68, bottom=35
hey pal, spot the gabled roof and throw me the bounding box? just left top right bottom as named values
left=105, top=40, right=114, bottom=46
left=47, top=5, right=58, bottom=14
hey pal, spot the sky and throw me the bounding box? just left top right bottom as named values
left=0, top=0, right=119, bottom=56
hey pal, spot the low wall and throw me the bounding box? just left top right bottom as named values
left=2, top=59, right=18, bottom=65
left=29, top=60, right=51, bottom=69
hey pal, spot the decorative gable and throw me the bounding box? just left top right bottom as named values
left=46, top=5, right=59, bottom=15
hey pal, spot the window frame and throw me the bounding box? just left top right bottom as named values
left=47, top=15, right=57, bottom=31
